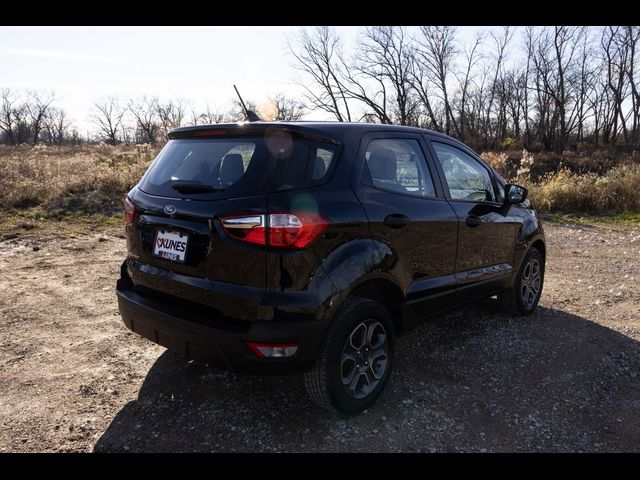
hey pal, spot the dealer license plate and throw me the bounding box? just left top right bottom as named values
left=153, top=230, right=189, bottom=263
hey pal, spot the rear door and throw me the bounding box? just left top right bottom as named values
left=351, top=132, right=458, bottom=323
left=129, top=137, right=270, bottom=290
left=424, top=136, right=517, bottom=292
left=127, top=130, right=344, bottom=302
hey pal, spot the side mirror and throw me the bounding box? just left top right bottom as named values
left=505, top=184, right=528, bottom=204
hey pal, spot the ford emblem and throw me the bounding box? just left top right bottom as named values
left=163, top=205, right=176, bottom=215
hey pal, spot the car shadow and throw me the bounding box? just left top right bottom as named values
left=94, top=300, right=640, bottom=452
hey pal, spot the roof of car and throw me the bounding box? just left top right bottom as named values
left=168, top=121, right=459, bottom=144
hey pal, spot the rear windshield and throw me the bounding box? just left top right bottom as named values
left=138, top=133, right=340, bottom=199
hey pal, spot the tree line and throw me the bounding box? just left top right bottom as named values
left=1, top=26, right=638, bottom=153
left=0, top=89, right=304, bottom=146
left=290, top=26, right=640, bottom=152
left=0, top=90, right=81, bottom=146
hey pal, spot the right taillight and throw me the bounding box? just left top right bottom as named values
left=268, top=212, right=327, bottom=248
left=220, top=212, right=327, bottom=249
left=124, top=197, right=136, bottom=225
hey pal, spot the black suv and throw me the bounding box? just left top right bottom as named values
left=116, top=122, right=545, bottom=414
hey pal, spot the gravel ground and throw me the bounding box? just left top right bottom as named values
left=1, top=221, right=639, bottom=452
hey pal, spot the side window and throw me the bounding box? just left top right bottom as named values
left=495, top=178, right=505, bottom=203
left=312, top=147, right=336, bottom=181
left=432, top=142, right=496, bottom=202
left=362, top=138, right=435, bottom=198
left=270, top=142, right=338, bottom=190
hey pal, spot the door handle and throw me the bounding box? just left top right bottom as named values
left=466, top=215, right=482, bottom=227
left=384, top=214, right=410, bottom=228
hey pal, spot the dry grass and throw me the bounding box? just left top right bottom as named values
left=527, top=164, right=640, bottom=213
left=0, top=144, right=158, bottom=213
left=481, top=149, right=640, bottom=214
left=481, top=148, right=640, bottom=180
left=0, top=145, right=638, bottom=218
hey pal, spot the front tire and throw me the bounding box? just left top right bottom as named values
left=498, top=247, right=544, bottom=315
left=304, top=297, right=395, bottom=415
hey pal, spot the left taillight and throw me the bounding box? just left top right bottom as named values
left=124, top=197, right=136, bottom=225
left=220, top=212, right=327, bottom=249
left=220, top=214, right=266, bottom=246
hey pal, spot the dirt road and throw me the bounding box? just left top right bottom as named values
left=1, top=221, right=639, bottom=452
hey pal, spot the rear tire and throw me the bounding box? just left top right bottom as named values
left=498, top=247, right=544, bottom=316
left=304, top=297, right=395, bottom=415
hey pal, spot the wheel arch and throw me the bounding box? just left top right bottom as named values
left=348, top=277, right=406, bottom=337
left=531, top=238, right=546, bottom=263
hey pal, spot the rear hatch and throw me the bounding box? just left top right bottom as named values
left=125, top=125, right=340, bottom=315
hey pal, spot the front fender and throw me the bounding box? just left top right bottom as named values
left=514, top=208, right=546, bottom=273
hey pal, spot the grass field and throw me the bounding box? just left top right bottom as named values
left=0, top=145, right=638, bottom=236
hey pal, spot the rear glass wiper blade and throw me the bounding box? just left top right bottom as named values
left=170, top=181, right=224, bottom=193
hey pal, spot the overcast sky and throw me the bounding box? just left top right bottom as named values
left=0, top=26, right=491, bottom=133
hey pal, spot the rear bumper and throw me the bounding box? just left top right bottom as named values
left=116, top=268, right=328, bottom=375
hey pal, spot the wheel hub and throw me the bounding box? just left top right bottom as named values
left=340, top=319, right=389, bottom=400
left=520, top=257, right=542, bottom=308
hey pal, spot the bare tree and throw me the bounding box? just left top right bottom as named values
left=229, top=98, right=258, bottom=122
left=624, top=26, right=640, bottom=148
left=90, top=97, right=125, bottom=145
left=25, top=91, right=55, bottom=145
left=408, top=49, right=441, bottom=130
left=352, top=26, right=417, bottom=125
left=270, top=93, right=305, bottom=121
left=12, top=102, right=29, bottom=144
left=550, top=26, right=585, bottom=151
left=289, top=26, right=352, bottom=121
left=499, top=69, right=527, bottom=140
left=574, top=31, right=596, bottom=143
left=0, top=88, right=18, bottom=145
left=128, top=96, right=160, bottom=144
left=413, top=26, right=459, bottom=135
left=602, top=27, right=633, bottom=147
left=337, top=49, right=392, bottom=124
left=156, top=98, right=187, bottom=141
left=192, top=102, right=232, bottom=124
left=530, top=28, right=557, bottom=150
left=42, top=107, right=71, bottom=145
left=329, top=26, right=427, bottom=125
left=522, top=26, right=535, bottom=148
left=483, top=27, right=514, bottom=148
left=455, top=33, right=484, bottom=140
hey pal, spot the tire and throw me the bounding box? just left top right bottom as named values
left=304, top=297, right=395, bottom=415
left=498, top=247, right=544, bottom=316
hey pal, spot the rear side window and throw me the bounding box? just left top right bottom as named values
left=313, top=147, right=335, bottom=180
left=361, top=138, right=435, bottom=198
left=138, top=134, right=339, bottom=198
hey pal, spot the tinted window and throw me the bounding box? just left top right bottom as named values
left=362, top=138, right=435, bottom=198
left=495, top=178, right=505, bottom=203
left=313, top=147, right=335, bottom=180
left=432, top=142, right=496, bottom=202
left=138, top=136, right=339, bottom=198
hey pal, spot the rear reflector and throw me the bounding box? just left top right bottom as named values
left=220, top=212, right=327, bottom=249
left=246, top=343, right=299, bottom=358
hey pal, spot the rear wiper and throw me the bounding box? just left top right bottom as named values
left=171, top=181, right=224, bottom=193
